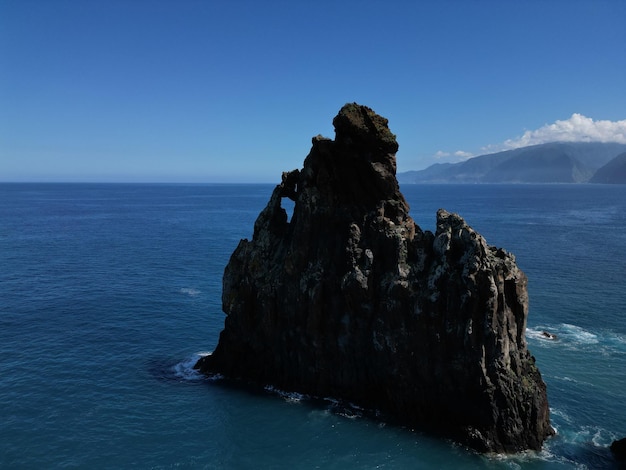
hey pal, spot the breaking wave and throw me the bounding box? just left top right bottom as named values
left=171, top=352, right=212, bottom=381
left=526, top=323, right=626, bottom=356
left=149, top=352, right=212, bottom=383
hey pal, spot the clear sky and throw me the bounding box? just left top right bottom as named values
left=1, top=0, right=625, bottom=182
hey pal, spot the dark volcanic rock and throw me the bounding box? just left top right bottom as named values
left=196, top=103, right=553, bottom=453
left=612, top=437, right=626, bottom=460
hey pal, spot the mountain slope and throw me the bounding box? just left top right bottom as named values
left=399, top=142, right=626, bottom=184
left=589, top=152, right=626, bottom=184
left=482, top=150, right=594, bottom=183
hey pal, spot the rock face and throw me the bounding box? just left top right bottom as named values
left=196, top=103, right=553, bottom=453
left=611, top=437, right=626, bottom=460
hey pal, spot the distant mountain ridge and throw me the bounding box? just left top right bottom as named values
left=589, top=152, right=626, bottom=184
left=399, top=142, right=626, bottom=184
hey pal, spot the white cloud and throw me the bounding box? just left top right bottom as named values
left=454, top=150, right=474, bottom=159
left=431, top=149, right=473, bottom=164
left=426, top=114, right=626, bottom=168
left=503, top=114, right=626, bottom=149
left=434, top=150, right=474, bottom=159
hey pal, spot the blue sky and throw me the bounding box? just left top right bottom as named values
left=1, top=0, right=625, bottom=182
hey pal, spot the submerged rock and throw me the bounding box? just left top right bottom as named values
left=196, top=103, right=553, bottom=453
left=541, top=331, right=558, bottom=340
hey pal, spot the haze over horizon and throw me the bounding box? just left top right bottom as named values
left=1, top=1, right=625, bottom=183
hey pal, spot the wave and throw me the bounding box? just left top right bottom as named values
left=149, top=352, right=213, bottom=383
left=485, top=447, right=581, bottom=469
left=179, top=287, right=201, bottom=297
left=526, top=327, right=561, bottom=342
left=171, top=352, right=212, bottom=381
left=560, top=323, right=599, bottom=344
left=526, top=323, right=597, bottom=345
left=547, top=430, right=618, bottom=469
left=549, top=408, right=618, bottom=448
left=552, top=375, right=597, bottom=389
left=261, top=385, right=369, bottom=421
left=526, top=323, right=626, bottom=356
left=550, top=407, right=573, bottom=426
left=489, top=416, right=618, bottom=469
left=263, top=385, right=308, bottom=404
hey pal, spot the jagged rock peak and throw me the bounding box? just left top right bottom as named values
left=332, top=102, right=399, bottom=155
left=299, top=103, right=405, bottom=211
left=196, top=103, right=553, bottom=454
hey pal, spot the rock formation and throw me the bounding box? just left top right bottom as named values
left=611, top=437, right=626, bottom=461
left=196, top=103, right=553, bottom=453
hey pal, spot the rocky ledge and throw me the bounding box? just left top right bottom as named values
left=196, top=103, right=553, bottom=453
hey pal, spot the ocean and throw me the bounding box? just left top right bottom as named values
left=1, top=183, right=625, bottom=469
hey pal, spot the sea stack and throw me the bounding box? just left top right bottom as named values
left=196, top=103, right=553, bottom=453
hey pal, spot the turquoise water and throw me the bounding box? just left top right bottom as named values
left=1, top=183, right=624, bottom=468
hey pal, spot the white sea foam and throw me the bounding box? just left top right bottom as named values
left=546, top=408, right=617, bottom=455
left=263, top=385, right=307, bottom=403
left=557, top=424, right=617, bottom=447
left=554, top=375, right=575, bottom=382
left=550, top=407, right=573, bottom=424
left=589, top=427, right=616, bottom=447
left=262, top=386, right=366, bottom=420
left=526, top=323, right=603, bottom=351
left=553, top=375, right=596, bottom=388
left=486, top=447, right=581, bottom=469
left=528, top=322, right=626, bottom=362
left=604, top=330, right=626, bottom=350
left=525, top=327, right=560, bottom=343
left=560, top=323, right=598, bottom=345
left=323, top=397, right=367, bottom=420
left=179, top=287, right=200, bottom=297
left=172, top=352, right=212, bottom=381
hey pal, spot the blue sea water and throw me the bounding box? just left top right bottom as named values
left=1, top=182, right=625, bottom=469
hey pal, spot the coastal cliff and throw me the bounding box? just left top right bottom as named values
left=196, top=103, right=553, bottom=453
